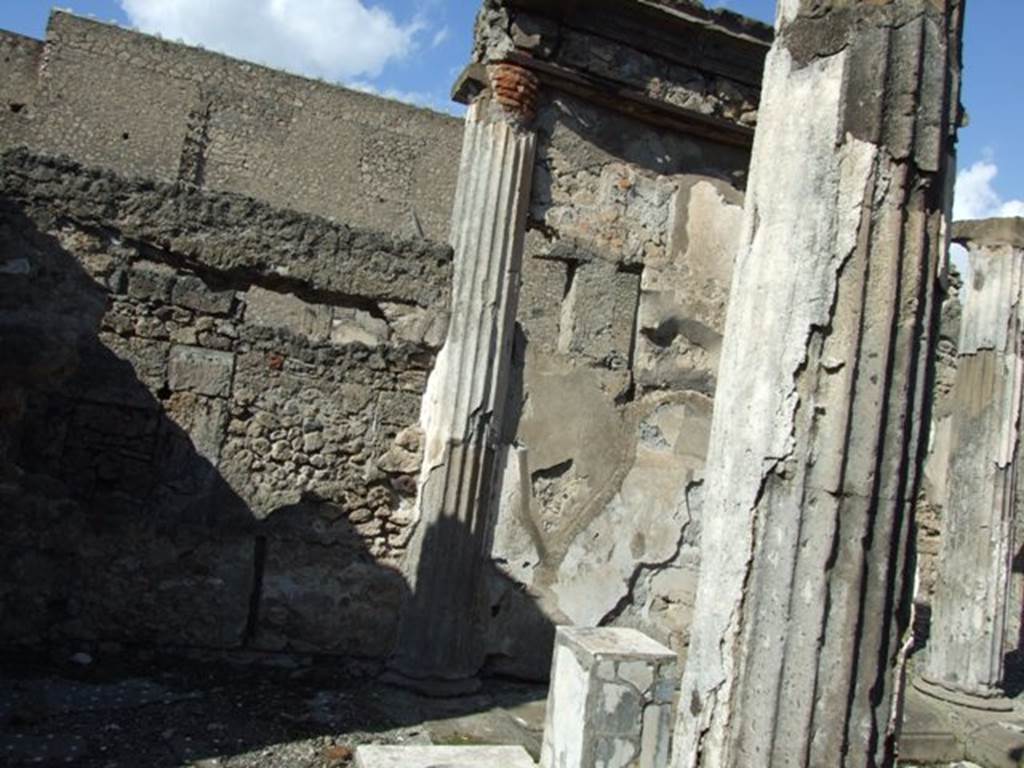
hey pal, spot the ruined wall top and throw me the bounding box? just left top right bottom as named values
left=953, top=217, right=1024, bottom=250
left=458, top=0, right=771, bottom=147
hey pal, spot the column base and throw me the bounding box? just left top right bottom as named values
left=912, top=675, right=1013, bottom=712
left=379, top=668, right=482, bottom=698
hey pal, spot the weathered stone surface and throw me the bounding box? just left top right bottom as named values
left=0, top=30, right=40, bottom=148
left=453, top=0, right=769, bottom=679
left=549, top=395, right=708, bottom=634
left=671, top=1, right=964, bottom=766
left=541, top=627, right=678, bottom=768
left=243, top=286, right=333, bottom=343
left=168, top=345, right=235, bottom=398
left=331, top=307, right=391, bottom=347
left=921, top=218, right=1024, bottom=700
left=0, top=0, right=840, bottom=683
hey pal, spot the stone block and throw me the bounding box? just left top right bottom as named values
left=540, top=627, right=678, bottom=768
left=126, top=261, right=175, bottom=303
left=171, top=275, right=235, bottom=315
left=354, top=745, right=536, bottom=768
left=168, top=345, right=234, bottom=397
left=331, top=307, right=390, bottom=346
left=243, top=285, right=332, bottom=342
left=253, top=540, right=405, bottom=656
left=558, top=262, right=640, bottom=370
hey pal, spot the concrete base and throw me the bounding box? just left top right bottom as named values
left=354, top=745, right=536, bottom=767
left=913, top=676, right=1014, bottom=713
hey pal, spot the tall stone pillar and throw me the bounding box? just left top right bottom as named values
left=918, top=218, right=1024, bottom=708
left=386, top=64, right=538, bottom=695
left=671, top=2, right=964, bottom=767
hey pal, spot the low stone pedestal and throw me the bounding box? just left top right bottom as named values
left=540, top=627, right=678, bottom=768
left=354, top=745, right=536, bottom=768
left=912, top=677, right=1013, bottom=713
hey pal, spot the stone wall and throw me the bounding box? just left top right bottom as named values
left=0, top=31, right=42, bottom=148
left=0, top=12, right=463, bottom=241
left=475, top=0, right=768, bottom=678
left=0, top=149, right=451, bottom=657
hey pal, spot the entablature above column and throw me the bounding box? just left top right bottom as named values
left=452, top=0, right=773, bottom=149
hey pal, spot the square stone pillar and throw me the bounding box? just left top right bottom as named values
left=541, top=627, right=678, bottom=768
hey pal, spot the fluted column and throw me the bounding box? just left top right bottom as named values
left=918, top=218, right=1024, bottom=708
left=386, top=64, right=538, bottom=695
left=671, top=2, right=964, bottom=766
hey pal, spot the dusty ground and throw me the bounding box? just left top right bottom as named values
left=0, top=651, right=547, bottom=767
left=4, top=645, right=1021, bottom=768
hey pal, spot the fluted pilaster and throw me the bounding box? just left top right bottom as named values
left=387, top=68, right=537, bottom=694
left=671, top=2, right=964, bottom=766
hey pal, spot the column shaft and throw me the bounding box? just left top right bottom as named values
left=922, top=219, right=1024, bottom=699
left=388, top=88, right=536, bottom=693
left=672, top=2, right=963, bottom=766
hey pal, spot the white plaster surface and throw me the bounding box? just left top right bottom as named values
left=355, top=745, right=536, bottom=768
left=540, top=644, right=588, bottom=768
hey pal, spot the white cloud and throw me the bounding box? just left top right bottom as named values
left=431, top=26, right=449, bottom=48
left=953, top=160, right=1024, bottom=221
left=119, top=0, right=422, bottom=80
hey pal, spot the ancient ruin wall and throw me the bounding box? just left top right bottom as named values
left=0, top=3, right=776, bottom=674
left=1, top=12, right=463, bottom=242
left=0, top=149, right=451, bottom=656
left=475, top=0, right=769, bottom=678
left=0, top=31, right=42, bottom=148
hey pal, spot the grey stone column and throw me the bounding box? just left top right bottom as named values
left=918, top=218, right=1024, bottom=708
left=671, top=2, right=963, bottom=767
left=386, top=64, right=538, bottom=695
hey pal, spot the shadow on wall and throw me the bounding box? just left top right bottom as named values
left=0, top=185, right=555, bottom=683
left=0, top=188, right=403, bottom=646
left=0, top=199, right=411, bottom=652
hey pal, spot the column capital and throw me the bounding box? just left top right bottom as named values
left=953, top=217, right=1024, bottom=250
left=485, top=61, right=540, bottom=125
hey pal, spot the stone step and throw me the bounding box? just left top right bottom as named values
left=354, top=745, right=536, bottom=768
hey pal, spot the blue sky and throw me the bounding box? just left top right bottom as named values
left=1, top=0, right=1021, bottom=218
